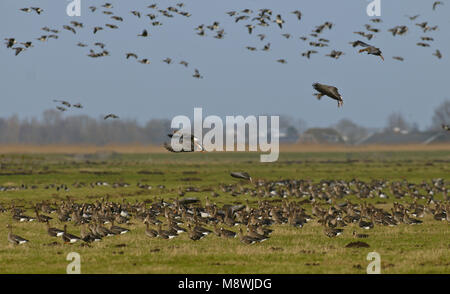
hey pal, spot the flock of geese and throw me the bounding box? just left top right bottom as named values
left=3, top=2, right=448, bottom=110
left=4, top=175, right=449, bottom=245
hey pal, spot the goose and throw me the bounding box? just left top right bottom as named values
left=164, top=131, right=204, bottom=152
left=292, top=10, right=302, bottom=20
left=274, top=14, right=285, bottom=29
left=393, top=56, right=404, bottom=61
left=417, top=42, right=430, bottom=47
left=188, top=224, right=206, bottom=241
left=230, top=172, right=252, bottom=182
left=406, top=14, right=420, bottom=20
left=94, top=42, right=106, bottom=49
left=35, top=208, right=52, bottom=222
left=433, top=50, right=442, bottom=59
left=163, top=57, right=172, bottom=64
left=109, top=221, right=129, bottom=235
left=102, top=3, right=113, bottom=9
left=245, top=25, right=255, bottom=34
left=312, top=83, right=344, bottom=107
left=111, top=16, right=123, bottom=22
left=105, top=24, right=118, bottom=29
left=326, top=50, right=344, bottom=59
left=302, top=50, right=318, bottom=59
left=138, top=58, right=150, bottom=64
left=63, top=25, right=76, bottom=34
left=246, top=46, right=257, bottom=51
left=179, top=60, right=189, bottom=67
left=103, top=11, right=113, bottom=15
left=442, top=124, right=450, bottom=131
left=93, top=26, right=103, bottom=34
left=5, top=38, right=16, bottom=48
left=7, top=224, right=29, bottom=245
left=355, top=41, right=384, bottom=60
left=95, top=223, right=115, bottom=237
left=238, top=228, right=258, bottom=244
left=126, top=53, right=138, bottom=59
left=138, top=29, right=149, bottom=37
left=324, top=226, right=343, bottom=238
left=70, top=21, right=83, bottom=28
left=157, top=224, right=176, bottom=239
left=20, top=42, right=33, bottom=48
left=20, top=8, right=32, bottom=13
left=262, top=43, right=271, bottom=51
left=46, top=221, right=64, bottom=237
left=62, top=225, right=81, bottom=243
left=358, top=217, right=374, bottom=229
left=282, top=33, right=291, bottom=39
left=13, top=47, right=25, bottom=56
left=277, top=59, right=287, bottom=64
left=53, top=100, right=71, bottom=107
left=246, top=226, right=268, bottom=242
left=433, top=1, right=443, bottom=10
left=89, top=6, right=97, bottom=12
left=31, top=7, right=44, bottom=14
left=145, top=223, right=158, bottom=238
left=192, top=69, right=203, bottom=79
left=131, top=11, right=141, bottom=18
left=73, top=103, right=83, bottom=109
left=104, top=114, right=119, bottom=120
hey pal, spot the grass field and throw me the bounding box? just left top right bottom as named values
left=0, top=148, right=449, bottom=274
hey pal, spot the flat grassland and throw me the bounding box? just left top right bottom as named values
left=0, top=148, right=449, bottom=274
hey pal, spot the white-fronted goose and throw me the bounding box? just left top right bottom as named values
left=312, top=83, right=344, bottom=107
left=62, top=225, right=81, bottom=243
left=7, top=224, right=29, bottom=245
left=46, top=221, right=64, bottom=237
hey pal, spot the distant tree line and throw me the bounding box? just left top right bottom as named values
left=0, top=100, right=448, bottom=145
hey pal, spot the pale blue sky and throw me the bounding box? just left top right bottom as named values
left=1, top=0, right=448, bottom=129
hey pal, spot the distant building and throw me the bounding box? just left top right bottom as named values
left=357, top=130, right=450, bottom=145
left=298, top=128, right=345, bottom=144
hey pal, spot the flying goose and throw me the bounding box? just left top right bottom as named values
left=89, top=6, right=97, bottom=12
left=20, top=42, right=33, bottom=48
left=138, top=29, right=149, bottom=37
left=104, top=114, right=119, bottom=120
left=442, top=124, right=450, bottom=131
left=302, top=50, right=318, bottom=59
left=131, top=11, right=141, bottom=18
left=111, top=16, right=123, bottom=22
left=274, top=14, right=285, bottom=29
left=102, top=3, right=113, bottom=9
left=192, top=69, right=203, bottom=79
left=13, top=47, right=25, bottom=56
left=105, top=24, right=118, bottom=29
left=355, top=41, right=384, bottom=60
left=164, top=131, right=204, bottom=152
left=292, top=10, right=302, bottom=20
left=93, top=26, right=103, bottom=34
left=230, top=172, right=252, bottom=182
left=20, top=8, right=32, bottom=13
left=393, top=56, right=404, bottom=61
left=63, top=25, right=76, bottom=34
left=70, top=21, right=83, bottom=28
left=163, top=57, right=172, bottom=64
left=179, top=60, right=189, bottom=67
left=126, top=53, right=138, bottom=59
left=5, top=38, right=16, bottom=48
left=53, top=99, right=71, bottom=107
left=433, top=1, right=443, bottom=10
left=312, top=83, right=344, bottom=107
left=31, top=7, right=44, bottom=15
left=433, top=49, right=442, bottom=59
left=138, top=58, right=150, bottom=64
left=7, top=224, right=29, bottom=245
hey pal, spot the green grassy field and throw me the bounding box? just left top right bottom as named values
left=0, top=150, right=449, bottom=274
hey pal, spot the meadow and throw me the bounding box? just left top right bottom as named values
left=0, top=147, right=449, bottom=274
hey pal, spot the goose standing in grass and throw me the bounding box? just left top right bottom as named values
left=46, top=221, right=64, bottom=237
left=62, top=225, right=81, bottom=243
left=145, top=223, right=158, bottom=238
left=109, top=221, right=129, bottom=235
left=312, top=83, right=344, bottom=107
left=7, top=224, right=29, bottom=245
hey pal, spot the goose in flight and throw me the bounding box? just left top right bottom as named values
left=126, top=53, right=138, bottom=59
left=73, top=103, right=83, bottom=109
left=56, top=106, right=67, bottom=112
left=193, top=69, right=203, bottom=79
left=433, top=49, right=442, bottom=59
left=104, top=114, right=119, bottom=120
left=442, top=124, right=450, bottom=131
left=5, top=38, right=16, bottom=48
left=292, top=10, right=302, bottom=20
left=433, top=1, right=443, bottom=10
left=93, top=26, right=103, bottom=34
left=275, top=14, right=285, bottom=28
left=302, top=50, right=318, bottom=59
left=13, top=47, right=25, bottom=56
left=179, top=60, right=189, bottom=67
left=355, top=41, right=384, bottom=60
left=53, top=100, right=71, bottom=107
left=138, top=29, right=149, bottom=37
left=164, top=132, right=204, bottom=152
left=312, top=83, right=344, bottom=107
left=393, top=56, right=404, bottom=61
left=31, top=7, right=44, bottom=15
left=63, top=25, right=76, bottom=34
left=138, top=58, right=150, bottom=64
left=230, top=172, right=252, bottom=182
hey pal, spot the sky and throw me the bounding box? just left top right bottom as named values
left=0, top=0, right=449, bottom=129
